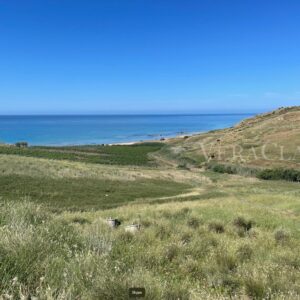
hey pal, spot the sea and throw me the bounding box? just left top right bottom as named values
left=0, top=114, right=254, bottom=146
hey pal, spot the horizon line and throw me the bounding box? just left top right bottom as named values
left=0, top=112, right=257, bottom=117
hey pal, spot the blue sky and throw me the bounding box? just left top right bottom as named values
left=0, top=0, right=299, bottom=114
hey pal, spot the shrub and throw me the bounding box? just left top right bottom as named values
left=233, top=217, right=253, bottom=232
left=257, top=168, right=300, bottom=182
left=207, top=163, right=259, bottom=177
left=211, top=164, right=236, bottom=174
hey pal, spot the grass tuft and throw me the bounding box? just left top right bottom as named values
left=187, top=216, right=201, bottom=229
left=274, top=228, right=290, bottom=244
left=233, top=216, right=253, bottom=232
left=208, top=221, right=225, bottom=233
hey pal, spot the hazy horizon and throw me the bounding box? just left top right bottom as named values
left=0, top=111, right=260, bottom=116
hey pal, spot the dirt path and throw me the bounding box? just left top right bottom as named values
left=135, top=187, right=205, bottom=203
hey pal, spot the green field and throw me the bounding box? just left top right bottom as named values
left=0, top=142, right=164, bottom=166
left=0, top=175, right=189, bottom=211
left=0, top=109, right=300, bottom=299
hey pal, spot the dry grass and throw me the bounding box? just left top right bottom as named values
left=0, top=154, right=209, bottom=185
left=162, top=106, right=300, bottom=169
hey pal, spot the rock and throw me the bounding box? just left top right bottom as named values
left=125, top=224, right=141, bottom=233
left=107, top=218, right=121, bottom=228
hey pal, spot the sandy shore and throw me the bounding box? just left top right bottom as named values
left=109, top=131, right=203, bottom=146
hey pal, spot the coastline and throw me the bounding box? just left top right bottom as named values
left=2, top=131, right=205, bottom=147
left=0, top=114, right=253, bottom=147
left=109, top=131, right=204, bottom=146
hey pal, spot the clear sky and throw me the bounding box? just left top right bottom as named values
left=0, top=0, right=299, bottom=114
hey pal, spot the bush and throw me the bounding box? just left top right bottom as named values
left=207, top=163, right=258, bottom=177
left=233, top=217, right=253, bottom=232
left=211, top=164, right=236, bottom=174
left=257, top=168, right=300, bottom=182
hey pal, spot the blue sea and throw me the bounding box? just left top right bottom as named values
left=0, top=114, right=253, bottom=146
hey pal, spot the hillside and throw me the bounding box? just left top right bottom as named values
left=162, top=106, right=300, bottom=170
left=0, top=107, right=299, bottom=299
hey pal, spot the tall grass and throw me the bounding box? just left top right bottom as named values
left=0, top=201, right=299, bottom=299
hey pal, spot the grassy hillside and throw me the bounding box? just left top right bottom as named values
left=0, top=107, right=299, bottom=299
left=0, top=175, right=299, bottom=299
left=162, top=106, right=300, bottom=170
